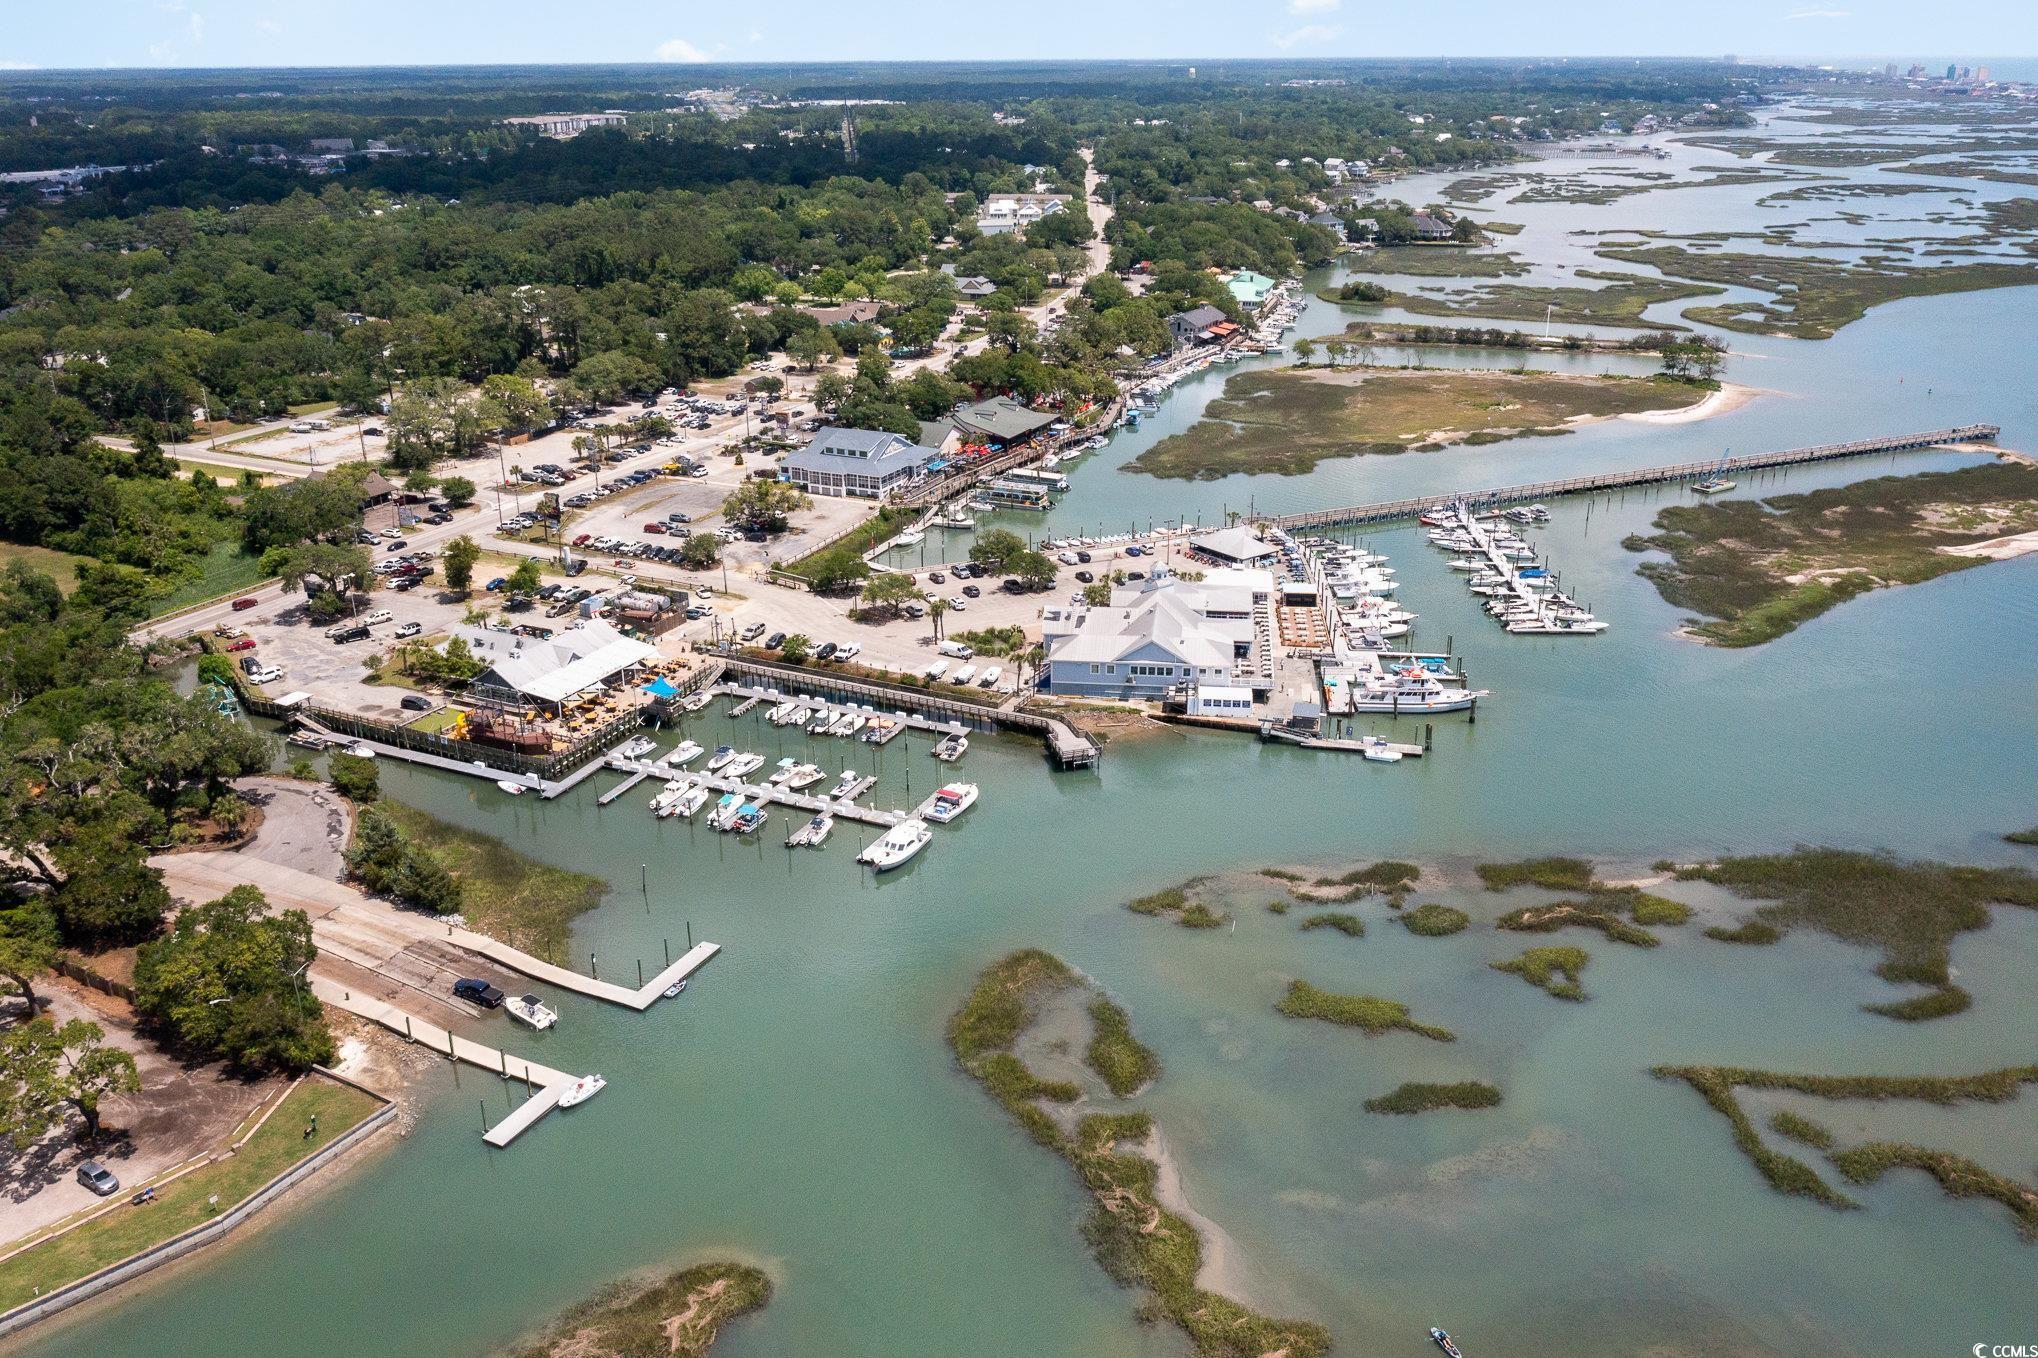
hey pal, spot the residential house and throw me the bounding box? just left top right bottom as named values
left=1166, top=305, right=1232, bottom=347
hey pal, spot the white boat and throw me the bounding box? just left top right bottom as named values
left=808, top=710, right=838, bottom=735
left=662, top=979, right=687, bottom=999
left=977, top=665, right=1003, bottom=689
left=828, top=770, right=862, bottom=798
left=837, top=713, right=867, bottom=738
left=557, top=1074, right=606, bottom=1107
left=1693, top=477, right=1737, bottom=495
left=767, top=756, right=800, bottom=783
left=782, top=763, right=825, bottom=789
left=768, top=700, right=799, bottom=724
left=1360, top=738, right=1403, bottom=764
left=673, top=783, right=711, bottom=818
left=726, top=802, right=766, bottom=834
left=679, top=692, right=713, bottom=713
left=893, top=529, right=926, bottom=548
left=923, top=659, right=949, bottom=682
left=859, top=819, right=932, bottom=871
left=724, top=752, right=765, bottom=779
left=933, top=512, right=976, bottom=530
left=932, top=732, right=968, bottom=763
left=704, top=744, right=738, bottom=772
left=651, top=779, right=688, bottom=814
left=923, top=782, right=979, bottom=824
left=1346, top=667, right=1490, bottom=714
left=706, top=793, right=741, bottom=829
left=505, top=994, right=557, bottom=1030
left=786, top=813, right=834, bottom=847
left=349, top=743, right=377, bottom=759
left=951, top=664, right=977, bottom=686
left=616, top=736, right=656, bottom=759
left=667, top=740, right=705, bottom=766
left=496, top=780, right=526, bottom=796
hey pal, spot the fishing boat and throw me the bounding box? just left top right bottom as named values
left=932, top=733, right=969, bottom=763
left=837, top=713, right=868, bottom=738
left=505, top=994, right=557, bottom=1030
left=861, top=716, right=899, bottom=744
left=859, top=819, right=932, bottom=871
left=679, top=691, right=713, bottom=713
left=1429, top=1328, right=1464, bottom=1358
left=673, top=783, right=711, bottom=819
left=1359, top=737, right=1403, bottom=764
left=496, top=780, right=527, bottom=796
left=557, top=1074, right=606, bottom=1108
left=933, top=512, right=977, bottom=530
left=786, top=813, right=834, bottom=847
left=724, top=752, right=765, bottom=779
left=662, top=979, right=687, bottom=999
left=767, top=756, right=800, bottom=784
left=704, top=744, right=738, bottom=772
left=616, top=735, right=656, bottom=760
left=667, top=739, right=705, bottom=766
left=782, top=763, right=825, bottom=790
left=650, top=779, right=688, bottom=814
left=828, top=769, right=864, bottom=799
left=727, top=803, right=766, bottom=834
left=706, top=793, right=741, bottom=829
left=767, top=700, right=799, bottom=725
left=923, top=782, right=979, bottom=824
left=951, top=663, right=977, bottom=687
left=1693, top=476, right=1737, bottom=494
left=808, top=710, right=838, bottom=735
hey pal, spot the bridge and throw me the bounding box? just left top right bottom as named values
left=1261, top=425, right=2001, bottom=531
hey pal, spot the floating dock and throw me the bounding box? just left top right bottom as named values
left=609, top=756, right=907, bottom=829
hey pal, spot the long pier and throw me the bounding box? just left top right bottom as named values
left=1263, top=425, right=2000, bottom=531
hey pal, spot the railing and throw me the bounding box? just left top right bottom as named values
left=1263, top=425, right=1999, bottom=530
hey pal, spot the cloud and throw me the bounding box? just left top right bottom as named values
left=1273, top=23, right=1340, bottom=48
left=654, top=37, right=710, bottom=62
left=0, top=60, right=37, bottom=70
left=1785, top=7, right=1850, bottom=16
left=256, top=18, right=283, bottom=34
left=1288, top=0, right=1340, bottom=12
left=189, top=12, right=206, bottom=42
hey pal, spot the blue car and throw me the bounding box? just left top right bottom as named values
left=484, top=577, right=506, bottom=591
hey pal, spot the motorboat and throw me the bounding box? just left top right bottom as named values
left=923, top=783, right=979, bottom=824
left=706, top=793, right=741, bottom=829
left=557, top=1074, right=606, bottom=1108
left=828, top=770, right=864, bottom=799
left=782, top=763, right=825, bottom=790
left=808, top=710, right=839, bottom=735
left=951, top=664, right=977, bottom=686
left=836, top=712, right=868, bottom=738
left=662, top=979, right=687, bottom=998
left=505, top=994, right=557, bottom=1030
left=667, top=739, right=705, bottom=766
left=786, top=813, right=834, bottom=847
left=679, top=692, right=713, bottom=713
left=727, top=803, right=766, bottom=834
left=673, top=783, right=711, bottom=819
left=932, top=733, right=968, bottom=763
left=859, top=819, right=932, bottom=871
left=704, top=744, right=738, bottom=772
left=348, top=743, right=377, bottom=759
left=724, top=752, right=765, bottom=779
left=496, top=780, right=527, bottom=796
left=1694, top=477, right=1737, bottom=495
left=767, top=756, right=800, bottom=783
left=893, top=528, right=926, bottom=548
left=1360, top=738, right=1403, bottom=764
left=1346, top=668, right=1490, bottom=714
left=767, top=700, right=799, bottom=724
left=1430, top=1329, right=1464, bottom=1358
left=616, top=735, right=656, bottom=760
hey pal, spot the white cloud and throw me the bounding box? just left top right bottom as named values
left=748, top=29, right=763, bottom=43
left=188, top=12, right=206, bottom=42
left=1273, top=23, right=1340, bottom=48
left=1785, top=7, right=1850, bottom=17
left=1289, top=0, right=1340, bottom=13
left=654, top=37, right=710, bottom=62
left=256, top=18, right=283, bottom=34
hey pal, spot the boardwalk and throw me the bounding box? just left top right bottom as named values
left=1265, top=425, right=2001, bottom=530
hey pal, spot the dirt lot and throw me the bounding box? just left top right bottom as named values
left=0, top=983, right=282, bottom=1245
left=235, top=776, right=352, bottom=881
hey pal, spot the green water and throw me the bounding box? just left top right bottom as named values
left=23, top=99, right=2038, bottom=1358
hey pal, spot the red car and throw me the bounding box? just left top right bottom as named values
left=226, top=638, right=257, bottom=652
left=642, top=522, right=667, bottom=535
left=571, top=533, right=592, bottom=547
left=231, top=596, right=259, bottom=611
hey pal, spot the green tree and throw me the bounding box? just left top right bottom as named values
left=443, top=535, right=481, bottom=594
left=802, top=547, right=869, bottom=594
left=439, top=475, right=478, bottom=507
left=506, top=557, right=543, bottom=595
left=779, top=634, right=812, bottom=663
left=0, top=1017, right=141, bottom=1145
left=785, top=328, right=840, bottom=373
left=722, top=479, right=809, bottom=531
left=0, top=901, right=59, bottom=1019
left=1008, top=549, right=1059, bottom=592
left=859, top=572, right=921, bottom=615
left=132, top=886, right=333, bottom=1072
left=968, top=528, right=1029, bottom=573
left=51, top=846, right=172, bottom=948
left=678, top=532, right=722, bottom=569
left=262, top=542, right=372, bottom=599
left=327, top=752, right=380, bottom=802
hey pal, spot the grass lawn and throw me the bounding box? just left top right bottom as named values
left=148, top=542, right=273, bottom=617
left=1132, top=365, right=1706, bottom=480
left=382, top=801, right=608, bottom=961
left=406, top=708, right=463, bottom=735
left=0, top=542, right=93, bottom=593
left=0, top=1079, right=380, bottom=1312
left=221, top=427, right=291, bottom=447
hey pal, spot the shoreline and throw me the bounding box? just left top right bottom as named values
left=1140, top=1125, right=1262, bottom=1306
left=1618, top=380, right=1761, bottom=425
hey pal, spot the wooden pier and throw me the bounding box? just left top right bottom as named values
left=597, top=768, right=653, bottom=806
left=609, top=756, right=908, bottom=829
left=1264, top=425, right=2001, bottom=531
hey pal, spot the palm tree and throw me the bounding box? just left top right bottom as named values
left=927, top=598, right=949, bottom=643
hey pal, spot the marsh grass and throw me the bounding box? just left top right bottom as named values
left=381, top=802, right=606, bottom=961
left=1769, top=1110, right=1836, bottom=1151
left=1828, top=1143, right=2038, bottom=1240
left=1401, top=904, right=1469, bottom=937
left=1363, top=1080, right=1502, bottom=1115
left=1087, top=997, right=1161, bottom=1097
left=1491, top=945, right=1589, bottom=1000
left=1477, top=857, right=1595, bottom=891
left=1497, top=899, right=1659, bottom=947
left=1704, top=920, right=1782, bottom=945
left=508, top=1262, right=772, bottom=1358
left=1363, top=271, right=1724, bottom=328
left=1126, top=880, right=1229, bottom=929
left=1299, top=912, right=1364, bottom=937
left=1275, top=981, right=1454, bottom=1041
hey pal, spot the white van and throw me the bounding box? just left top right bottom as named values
left=937, top=640, right=974, bottom=660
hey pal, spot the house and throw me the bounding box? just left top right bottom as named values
left=976, top=192, right=1070, bottom=235
left=799, top=300, right=882, bottom=328
left=780, top=426, right=940, bottom=499
left=501, top=112, right=629, bottom=138
left=1224, top=269, right=1277, bottom=308
left=1042, top=572, right=1264, bottom=700
left=1186, top=526, right=1280, bottom=566
left=454, top=618, right=659, bottom=713
left=1408, top=213, right=1456, bottom=241
left=1166, top=305, right=1230, bottom=347
left=953, top=275, right=997, bottom=300
left=940, top=395, right=1059, bottom=449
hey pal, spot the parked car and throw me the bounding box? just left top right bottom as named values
left=330, top=625, right=371, bottom=644
left=452, top=978, right=505, bottom=1008
left=484, top=577, right=506, bottom=591
left=213, top=625, right=245, bottom=639
left=76, top=1162, right=119, bottom=1196
left=962, top=585, right=981, bottom=598
left=814, top=641, right=838, bottom=660
left=643, top=522, right=667, bottom=535
left=666, top=511, right=691, bottom=525
left=400, top=694, right=434, bottom=712
left=363, top=610, right=392, bottom=625
left=1125, top=545, right=1145, bottom=557
left=1074, top=570, right=1094, bottom=583
left=834, top=642, right=860, bottom=661
left=394, top=621, right=422, bottom=639
left=1076, top=551, right=1092, bottom=564
left=928, top=571, right=946, bottom=584
left=571, top=533, right=592, bottom=547
left=231, top=596, right=259, bottom=611
left=740, top=623, right=766, bottom=641
left=226, top=637, right=257, bottom=652
left=764, top=631, right=786, bottom=649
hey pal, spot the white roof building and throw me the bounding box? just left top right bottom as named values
left=1187, top=527, right=1281, bottom=565
left=454, top=618, right=658, bottom=707
left=1043, top=572, right=1265, bottom=700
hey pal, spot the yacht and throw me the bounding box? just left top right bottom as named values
left=933, top=512, right=977, bottom=530
left=505, top=994, right=557, bottom=1031
left=859, top=819, right=932, bottom=871
left=786, top=813, right=834, bottom=848
left=1347, top=667, right=1490, bottom=714
left=923, top=783, right=979, bottom=824
left=557, top=1074, right=606, bottom=1108
left=666, top=739, right=705, bottom=766
left=706, top=793, right=742, bottom=829
left=723, top=752, right=765, bottom=779
left=651, top=780, right=689, bottom=815
left=704, top=744, right=738, bottom=772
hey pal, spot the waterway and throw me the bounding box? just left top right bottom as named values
left=21, top=95, right=2038, bottom=1358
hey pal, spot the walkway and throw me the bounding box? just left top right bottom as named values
left=1265, top=425, right=2002, bottom=530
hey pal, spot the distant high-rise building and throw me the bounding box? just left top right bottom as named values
left=1946, top=63, right=1959, bottom=79
left=1908, top=64, right=1925, bottom=79
left=1977, top=66, right=1990, bottom=82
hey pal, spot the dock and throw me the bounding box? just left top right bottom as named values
left=1261, top=728, right=1426, bottom=757
left=597, top=768, right=653, bottom=806
left=1265, top=425, right=2001, bottom=530
left=608, top=756, right=907, bottom=829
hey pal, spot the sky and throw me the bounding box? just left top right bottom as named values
left=4, top=1, right=2034, bottom=70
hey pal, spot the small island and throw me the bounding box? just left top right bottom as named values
left=1131, top=365, right=1717, bottom=480
left=508, top=1262, right=772, bottom=1358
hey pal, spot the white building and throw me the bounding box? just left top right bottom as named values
left=455, top=618, right=658, bottom=712
left=1042, top=570, right=1270, bottom=701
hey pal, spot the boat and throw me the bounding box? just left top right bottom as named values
left=932, top=733, right=968, bottom=763
left=727, top=802, right=766, bottom=834
left=1345, top=667, right=1490, bottom=714
left=496, top=780, right=527, bottom=796
left=662, top=979, right=687, bottom=998
left=933, top=512, right=977, bottom=530
left=767, top=756, right=800, bottom=783
left=828, top=770, right=864, bottom=799
left=951, top=663, right=977, bottom=686
left=673, top=784, right=711, bottom=818
left=704, top=744, right=738, bottom=772
left=786, top=813, right=834, bottom=847
left=782, top=763, right=825, bottom=790
left=767, top=700, right=798, bottom=724
left=893, top=529, right=926, bottom=548
left=724, top=752, right=765, bottom=779
left=1430, top=1328, right=1464, bottom=1358
left=706, top=793, right=741, bottom=829
left=838, top=713, right=867, bottom=739
left=1360, top=738, right=1403, bottom=764
left=679, top=692, right=713, bottom=713
left=923, top=782, right=979, bottom=824
left=616, top=735, right=656, bottom=760
left=859, top=819, right=932, bottom=871
left=348, top=743, right=377, bottom=759
left=505, top=994, right=557, bottom=1030
left=808, top=710, right=838, bottom=735
left=665, top=739, right=705, bottom=766
left=1693, top=476, right=1737, bottom=495
left=557, top=1074, right=606, bottom=1108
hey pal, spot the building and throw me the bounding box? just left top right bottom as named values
left=1166, top=305, right=1235, bottom=347
left=953, top=275, right=998, bottom=299
left=1042, top=572, right=1265, bottom=701
left=780, top=426, right=940, bottom=499
left=306, top=138, right=356, bottom=154
left=799, top=300, right=881, bottom=327
left=454, top=618, right=659, bottom=713
left=942, top=395, right=1059, bottom=450
left=976, top=192, right=1070, bottom=235
left=1224, top=269, right=1277, bottom=308
left=1186, top=526, right=1280, bottom=567
left=1408, top=213, right=1457, bottom=241
left=501, top=112, right=629, bottom=138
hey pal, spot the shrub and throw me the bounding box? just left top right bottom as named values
left=1402, top=904, right=1469, bottom=936
left=327, top=752, right=380, bottom=802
